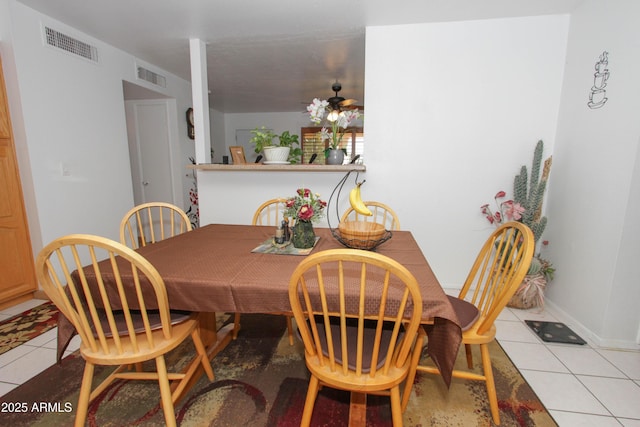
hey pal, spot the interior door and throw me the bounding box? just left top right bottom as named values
left=125, top=99, right=176, bottom=205
left=0, top=58, right=37, bottom=308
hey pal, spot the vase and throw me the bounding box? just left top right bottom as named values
left=263, top=146, right=290, bottom=163
left=507, top=273, right=547, bottom=309
left=325, top=149, right=345, bottom=165
left=292, top=220, right=316, bottom=249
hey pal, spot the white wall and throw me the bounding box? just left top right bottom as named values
left=3, top=2, right=194, bottom=251
left=363, top=15, right=568, bottom=286
left=546, top=0, right=640, bottom=347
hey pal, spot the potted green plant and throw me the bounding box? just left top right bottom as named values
left=250, top=127, right=302, bottom=164
left=277, top=130, right=302, bottom=164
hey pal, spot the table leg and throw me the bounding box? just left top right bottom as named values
left=172, top=312, right=239, bottom=403
left=200, top=312, right=237, bottom=360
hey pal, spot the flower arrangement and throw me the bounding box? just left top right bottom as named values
left=307, top=98, right=361, bottom=154
left=284, top=188, right=327, bottom=223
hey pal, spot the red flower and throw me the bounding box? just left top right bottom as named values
left=495, top=191, right=506, bottom=198
left=298, top=204, right=314, bottom=221
left=297, top=188, right=311, bottom=198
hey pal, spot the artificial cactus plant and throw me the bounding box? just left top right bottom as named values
left=513, top=140, right=555, bottom=301
left=480, top=140, right=554, bottom=308
left=513, top=140, right=552, bottom=246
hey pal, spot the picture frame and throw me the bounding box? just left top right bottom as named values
left=229, top=146, right=246, bottom=164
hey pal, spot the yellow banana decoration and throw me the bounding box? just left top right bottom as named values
left=349, top=182, right=373, bottom=216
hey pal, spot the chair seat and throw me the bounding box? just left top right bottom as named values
left=95, top=309, right=192, bottom=337
left=447, top=295, right=480, bottom=331
left=82, top=314, right=199, bottom=365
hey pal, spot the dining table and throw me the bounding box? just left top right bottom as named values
left=56, top=223, right=462, bottom=421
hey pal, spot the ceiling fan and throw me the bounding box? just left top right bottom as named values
left=326, top=82, right=357, bottom=111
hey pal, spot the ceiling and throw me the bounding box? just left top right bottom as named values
left=17, top=0, right=582, bottom=113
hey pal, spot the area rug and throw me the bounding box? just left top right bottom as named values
left=0, top=314, right=557, bottom=426
left=0, top=301, right=58, bottom=355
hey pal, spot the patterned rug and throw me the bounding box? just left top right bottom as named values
left=0, top=301, right=58, bottom=355
left=0, top=314, right=557, bottom=426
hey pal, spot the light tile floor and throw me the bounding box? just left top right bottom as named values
left=1, top=298, right=639, bottom=426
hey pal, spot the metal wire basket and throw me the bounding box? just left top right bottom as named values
left=327, top=171, right=392, bottom=251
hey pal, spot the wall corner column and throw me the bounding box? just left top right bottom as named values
left=189, top=38, right=211, bottom=164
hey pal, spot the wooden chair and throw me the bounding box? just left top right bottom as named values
left=402, top=222, right=534, bottom=425
left=235, top=198, right=295, bottom=343
left=35, top=234, right=214, bottom=427
left=289, top=248, right=423, bottom=426
left=251, top=197, right=290, bottom=226
left=341, top=201, right=401, bottom=230
left=120, top=202, right=192, bottom=249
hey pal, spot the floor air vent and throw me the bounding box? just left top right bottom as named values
left=44, top=26, right=98, bottom=63
left=137, top=66, right=167, bottom=88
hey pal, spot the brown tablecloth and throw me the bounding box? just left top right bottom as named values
left=57, top=224, right=462, bottom=385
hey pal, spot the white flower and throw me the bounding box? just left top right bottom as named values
left=306, top=99, right=361, bottom=150
left=307, top=98, right=329, bottom=124
left=319, top=127, right=331, bottom=142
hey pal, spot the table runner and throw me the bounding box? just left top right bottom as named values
left=56, top=224, right=461, bottom=385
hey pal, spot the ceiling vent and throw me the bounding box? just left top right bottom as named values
left=44, top=26, right=99, bottom=63
left=136, top=66, right=167, bottom=88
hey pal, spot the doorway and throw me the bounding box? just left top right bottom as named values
left=123, top=82, right=180, bottom=206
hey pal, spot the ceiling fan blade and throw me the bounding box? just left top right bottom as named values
left=339, top=98, right=358, bottom=107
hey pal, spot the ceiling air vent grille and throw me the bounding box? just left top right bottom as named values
left=44, top=26, right=98, bottom=62
left=137, top=66, right=167, bottom=88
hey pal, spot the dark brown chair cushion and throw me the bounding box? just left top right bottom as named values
left=95, top=309, right=192, bottom=337
left=447, top=296, right=480, bottom=331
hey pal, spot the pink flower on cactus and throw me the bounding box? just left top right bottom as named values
left=480, top=190, right=525, bottom=226
left=504, top=201, right=525, bottom=221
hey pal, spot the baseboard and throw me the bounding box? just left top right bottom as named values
left=544, top=299, right=640, bottom=351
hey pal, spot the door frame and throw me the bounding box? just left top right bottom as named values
left=124, top=98, right=181, bottom=206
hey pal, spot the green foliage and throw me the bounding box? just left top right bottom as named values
left=278, top=131, right=302, bottom=164
left=277, top=130, right=298, bottom=147
left=250, top=127, right=277, bottom=153
left=528, top=257, right=542, bottom=275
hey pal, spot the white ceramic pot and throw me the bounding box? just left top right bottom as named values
left=263, top=146, right=290, bottom=163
